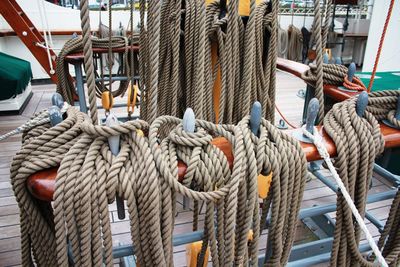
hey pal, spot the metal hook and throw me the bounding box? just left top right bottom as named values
left=51, top=93, right=64, bottom=109
left=49, top=106, right=63, bottom=126
left=292, top=98, right=319, bottom=143
left=250, top=101, right=262, bottom=136
left=183, top=108, right=196, bottom=133
left=348, top=62, right=356, bottom=83
left=106, top=114, right=126, bottom=219
left=356, top=91, right=368, bottom=117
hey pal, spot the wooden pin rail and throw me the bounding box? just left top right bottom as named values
left=64, top=46, right=140, bottom=63
left=276, top=57, right=361, bottom=102
left=27, top=124, right=400, bottom=202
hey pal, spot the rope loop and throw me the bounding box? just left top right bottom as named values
left=169, top=124, right=213, bottom=147
left=81, top=119, right=149, bottom=137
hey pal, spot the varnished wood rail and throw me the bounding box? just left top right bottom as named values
left=27, top=124, right=400, bottom=202
left=276, top=57, right=360, bottom=101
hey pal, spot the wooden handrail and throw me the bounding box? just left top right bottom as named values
left=65, top=46, right=140, bottom=63
left=276, top=58, right=309, bottom=79
left=26, top=124, right=400, bottom=202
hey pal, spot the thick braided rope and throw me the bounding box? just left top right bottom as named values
left=287, top=25, right=303, bottom=62
left=240, top=0, right=257, bottom=118
left=139, top=0, right=279, bottom=125
left=278, top=26, right=288, bottom=58
left=10, top=107, right=86, bottom=267
left=302, top=125, right=388, bottom=267
left=146, top=0, right=162, bottom=122
left=54, top=119, right=167, bottom=267
left=322, top=95, right=400, bottom=266
left=366, top=90, right=400, bottom=128
left=56, top=35, right=138, bottom=104
left=79, top=0, right=99, bottom=123
left=149, top=115, right=248, bottom=266
left=322, top=0, right=332, bottom=50
left=240, top=116, right=308, bottom=266
left=312, top=0, right=324, bottom=122
left=265, top=0, right=279, bottom=122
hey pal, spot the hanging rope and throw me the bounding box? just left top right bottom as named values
left=277, top=25, right=288, bottom=58
left=56, top=35, right=138, bottom=104
left=10, top=108, right=86, bottom=267
left=287, top=25, right=303, bottom=62
left=139, top=0, right=279, bottom=124
left=79, top=0, right=99, bottom=123
left=321, top=93, right=400, bottom=266
left=311, top=0, right=324, bottom=122
left=367, top=0, right=395, bottom=93
left=301, top=63, right=366, bottom=91
left=302, top=123, right=388, bottom=267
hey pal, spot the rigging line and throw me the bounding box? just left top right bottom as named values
left=36, top=0, right=55, bottom=74
left=367, top=0, right=395, bottom=93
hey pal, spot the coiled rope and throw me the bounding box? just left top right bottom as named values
left=321, top=93, right=400, bottom=266
left=301, top=63, right=366, bottom=91
left=10, top=108, right=86, bottom=267
left=56, top=35, right=139, bottom=104
left=139, top=0, right=279, bottom=124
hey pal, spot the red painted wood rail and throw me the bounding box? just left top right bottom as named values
left=276, top=58, right=360, bottom=101
left=64, top=46, right=140, bottom=63
left=27, top=125, right=400, bottom=202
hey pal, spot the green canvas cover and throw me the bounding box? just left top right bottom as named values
left=356, top=71, right=400, bottom=92
left=0, top=52, right=32, bottom=101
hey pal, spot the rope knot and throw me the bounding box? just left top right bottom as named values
left=169, top=124, right=213, bottom=147
left=81, top=120, right=149, bottom=137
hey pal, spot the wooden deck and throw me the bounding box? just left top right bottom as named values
left=0, top=71, right=394, bottom=266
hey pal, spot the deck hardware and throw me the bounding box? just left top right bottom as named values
left=48, top=106, right=63, bottom=126
left=356, top=91, right=368, bottom=117
left=106, top=114, right=126, bottom=220
left=293, top=98, right=319, bottom=143
left=250, top=101, right=261, bottom=136
left=51, top=93, right=64, bottom=109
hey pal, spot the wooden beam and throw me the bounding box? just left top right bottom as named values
left=0, top=0, right=58, bottom=83
left=26, top=124, right=400, bottom=202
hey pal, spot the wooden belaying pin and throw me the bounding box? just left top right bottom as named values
left=182, top=108, right=195, bottom=210
left=183, top=108, right=195, bottom=133
left=51, top=93, right=64, bottom=109
left=250, top=101, right=262, bottom=136
left=49, top=106, right=63, bottom=126
left=249, top=102, right=273, bottom=198
left=356, top=91, right=368, bottom=117
left=106, top=114, right=126, bottom=220
left=348, top=62, right=356, bottom=83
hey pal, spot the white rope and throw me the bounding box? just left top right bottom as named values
left=0, top=103, right=69, bottom=142
left=36, top=0, right=55, bottom=75
left=301, top=125, right=389, bottom=267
